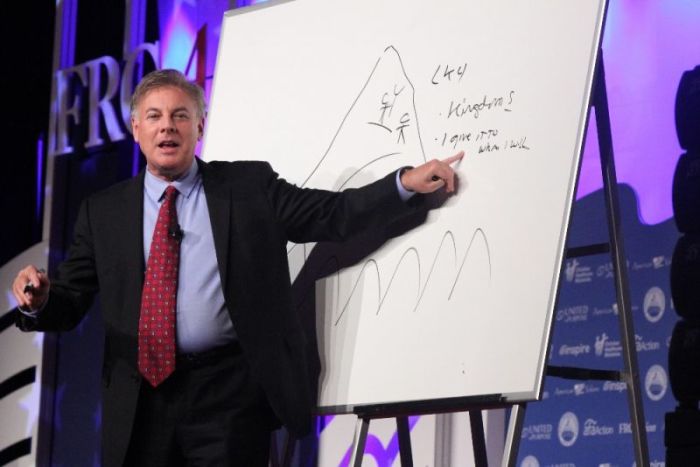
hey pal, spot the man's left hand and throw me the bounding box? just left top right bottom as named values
left=400, top=151, right=465, bottom=194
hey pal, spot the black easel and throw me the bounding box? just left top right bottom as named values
left=500, top=52, right=651, bottom=467
left=348, top=415, right=413, bottom=467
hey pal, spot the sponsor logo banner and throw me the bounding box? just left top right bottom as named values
left=557, top=305, right=589, bottom=323
left=558, top=344, right=591, bottom=357
left=618, top=422, right=658, bottom=434
left=635, top=335, right=660, bottom=352
left=565, top=260, right=593, bottom=284
left=602, top=381, right=627, bottom=393
left=594, top=333, right=622, bottom=358
left=643, top=287, right=666, bottom=323
left=582, top=419, right=615, bottom=437
left=644, top=364, right=668, bottom=401
left=557, top=412, right=579, bottom=447
left=522, top=424, right=553, bottom=441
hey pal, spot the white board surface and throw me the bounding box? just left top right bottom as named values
left=203, top=0, right=607, bottom=412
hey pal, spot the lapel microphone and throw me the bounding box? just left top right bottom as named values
left=168, top=224, right=184, bottom=242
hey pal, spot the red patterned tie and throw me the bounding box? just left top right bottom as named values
left=138, top=185, right=180, bottom=387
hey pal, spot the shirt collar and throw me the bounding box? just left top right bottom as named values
left=144, top=158, right=200, bottom=202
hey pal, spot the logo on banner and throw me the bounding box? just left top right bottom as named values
left=635, top=335, right=661, bottom=352
left=593, top=303, right=618, bottom=317
left=521, top=424, right=553, bottom=441
left=583, top=418, right=614, bottom=437
left=574, top=382, right=600, bottom=396
left=553, top=382, right=601, bottom=397
left=557, top=305, right=589, bottom=323
left=619, top=421, right=658, bottom=434
left=594, top=333, right=607, bottom=356
left=558, top=412, right=579, bottom=447
left=652, top=255, right=669, bottom=268
left=559, top=343, right=591, bottom=357
left=565, top=260, right=578, bottom=281
left=643, top=287, right=665, bottom=323
left=594, top=333, right=622, bottom=358
left=520, top=456, right=540, bottom=467
left=596, top=261, right=614, bottom=279
left=645, top=365, right=668, bottom=401
left=603, top=381, right=627, bottom=393
left=565, top=259, right=593, bottom=283
left=632, top=260, right=654, bottom=271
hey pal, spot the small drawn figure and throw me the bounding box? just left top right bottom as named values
left=378, top=84, right=405, bottom=125
left=396, top=113, right=410, bottom=144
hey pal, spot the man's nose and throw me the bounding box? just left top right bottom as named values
left=160, top=118, right=176, bottom=132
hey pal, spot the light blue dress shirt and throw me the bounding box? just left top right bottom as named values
left=143, top=160, right=236, bottom=353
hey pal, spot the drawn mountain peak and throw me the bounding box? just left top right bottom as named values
left=302, top=45, right=426, bottom=191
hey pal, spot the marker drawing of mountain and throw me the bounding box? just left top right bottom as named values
left=281, top=46, right=495, bottom=406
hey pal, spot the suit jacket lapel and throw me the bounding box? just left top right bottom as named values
left=121, top=170, right=145, bottom=337
left=198, top=158, right=231, bottom=289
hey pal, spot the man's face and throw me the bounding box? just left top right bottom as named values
left=131, top=86, right=204, bottom=181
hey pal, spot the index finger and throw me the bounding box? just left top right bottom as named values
left=24, top=267, right=46, bottom=291
left=442, top=151, right=465, bottom=166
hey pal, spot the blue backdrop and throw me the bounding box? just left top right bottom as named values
left=518, top=185, right=677, bottom=466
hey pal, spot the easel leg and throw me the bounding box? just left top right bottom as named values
left=469, top=410, right=488, bottom=467
left=396, top=416, right=414, bottom=467
left=349, top=416, right=370, bottom=467
left=594, top=52, right=650, bottom=467
left=269, top=431, right=295, bottom=467
left=269, top=432, right=280, bottom=467
left=502, top=403, right=526, bottom=467
left=281, top=432, right=294, bottom=467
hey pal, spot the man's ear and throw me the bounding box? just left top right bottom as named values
left=197, top=116, right=205, bottom=141
left=131, top=117, right=140, bottom=142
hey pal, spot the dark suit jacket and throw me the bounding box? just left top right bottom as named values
left=17, top=159, right=419, bottom=467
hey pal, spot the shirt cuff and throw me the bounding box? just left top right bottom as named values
left=395, top=167, right=415, bottom=202
left=17, top=297, right=47, bottom=317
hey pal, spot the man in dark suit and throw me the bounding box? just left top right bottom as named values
left=12, top=69, right=463, bottom=466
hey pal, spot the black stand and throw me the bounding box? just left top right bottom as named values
left=348, top=415, right=414, bottom=467
left=348, top=407, right=495, bottom=466
left=502, top=52, right=650, bottom=467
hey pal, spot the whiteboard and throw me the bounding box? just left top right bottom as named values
left=203, top=0, right=607, bottom=412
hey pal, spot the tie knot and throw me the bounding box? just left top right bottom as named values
left=164, top=185, right=179, bottom=202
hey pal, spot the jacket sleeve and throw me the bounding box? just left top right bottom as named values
left=263, top=163, right=422, bottom=244
left=16, top=199, right=99, bottom=332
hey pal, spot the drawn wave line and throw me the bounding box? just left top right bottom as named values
left=412, top=231, right=457, bottom=313
left=330, top=228, right=492, bottom=326
left=448, top=228, right=492, bottom=300
left=333, top=259, right=380, bottom=326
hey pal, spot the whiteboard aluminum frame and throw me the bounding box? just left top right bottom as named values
left=204, top=0, right=611, bottom=415
left=530, top=0, right=610, bottom=404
